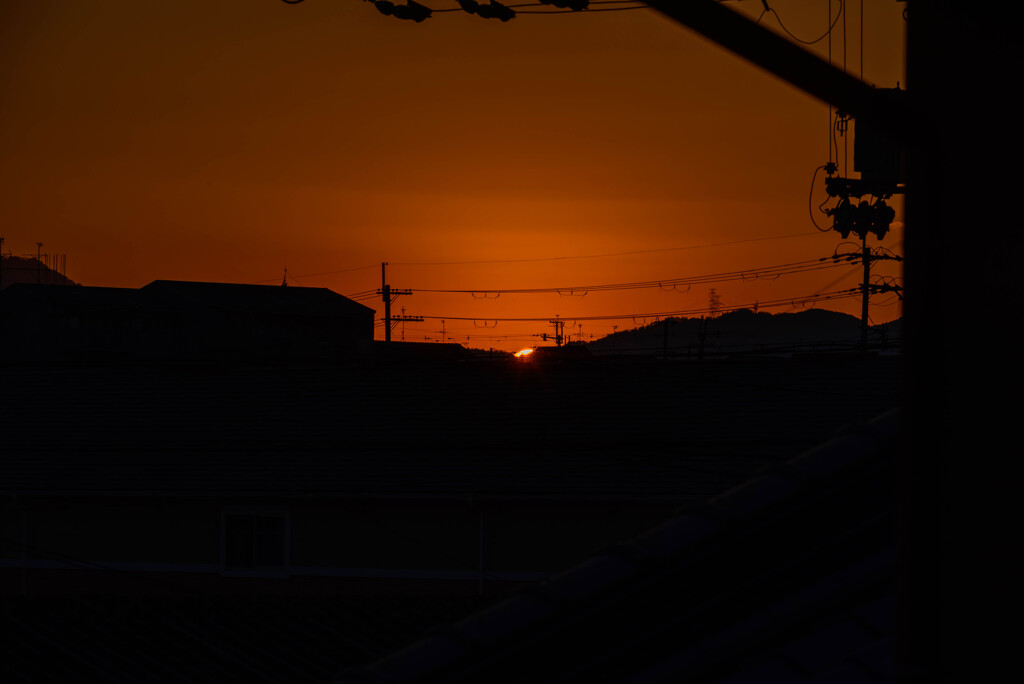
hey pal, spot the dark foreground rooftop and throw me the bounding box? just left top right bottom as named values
left=2, top=355, right=899, bottom=501
left=2, top=354, right=900, bottom=681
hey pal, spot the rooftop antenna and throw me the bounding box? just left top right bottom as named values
left=281, top=268, right=288, bottom=287
left=36, top=243, right=42, bottom=284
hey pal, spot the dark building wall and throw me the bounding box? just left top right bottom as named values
left=0, top=282, right=375, bottom=364
left=138, top=307, right=374, bottom=362
left=2, top=495, right=680, bottom=596
left=0, top=287, right=155, bottom=363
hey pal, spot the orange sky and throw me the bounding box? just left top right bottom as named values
left=0, top=0, right=905, bottom=350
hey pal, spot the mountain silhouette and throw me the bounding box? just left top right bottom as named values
left=0, top=255, right=78, bottom=289
left=586, top=308, right=900, bottom=356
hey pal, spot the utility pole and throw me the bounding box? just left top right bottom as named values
left=380, top=262, right=390, bottom=341
left=662, top=318, right=676, bottom=360
left=708, top=288, right=722, bottom=318
left=845, top=244, right=902, bottom=351
left=548, top=317, right=565, bottom=346
left=535, top=317, right=566, bottom=347
left=377, top=262, right=415, bottom=342
left=36, top=243, right=42, bottom=284
left=697, top=315, right=709, bottom=361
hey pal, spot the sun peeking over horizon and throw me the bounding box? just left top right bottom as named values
left=0, top=1, right=906, bottom=352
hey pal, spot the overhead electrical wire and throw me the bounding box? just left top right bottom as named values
left=279, top=0, right=650, bottom=14
left=809, top=164, right=833, bottom=232
left=514, top=1, right=648, bottom=14
left=407, top=288, right=864, bottom=323
left=405, top=254, right=861, bottom=295
left=755, top=0, right=844, bottom=45
left=391, top=232, right=822, bottom=267
left=277, top=1, right=770, bottom=21
left=253, top=234, right=828, bottom=289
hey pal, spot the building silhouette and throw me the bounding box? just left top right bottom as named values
left=0, top=280, right=375, bottom=364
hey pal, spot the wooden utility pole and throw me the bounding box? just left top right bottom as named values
left=662, top=318, right=676, bottom=360
left=380, top=262, right=391, bottom=341
left=853, top=244, right=901, bottom=351
left=377, top=262, right=418, bottom=342
left=549, top=317, right=565, bottom=346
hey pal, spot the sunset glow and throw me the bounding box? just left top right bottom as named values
left=0, top=1, right=906, bottom=351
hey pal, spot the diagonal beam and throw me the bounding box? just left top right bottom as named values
left=644, top=0, right=908, bottom=136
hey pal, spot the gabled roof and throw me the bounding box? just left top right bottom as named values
left=141, top=280, right=375, bottom=317
left=0, top=281, right=375, bottom=318
left=340, top=409, right=900, bottom=683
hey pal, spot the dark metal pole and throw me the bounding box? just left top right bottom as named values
left=381, top=262, right=391, bottom=343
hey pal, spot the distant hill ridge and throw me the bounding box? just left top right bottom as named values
left=0, top=256, right=78, bottom=289
left=586, top=308, right=901, bottom=356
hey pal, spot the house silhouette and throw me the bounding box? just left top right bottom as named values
left=0, top=280, right=375, bottom=364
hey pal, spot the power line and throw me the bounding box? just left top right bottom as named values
left=407, top=288, right=863, bottom=323
left=280, top=0, right=652, bottom=19
left=758, top=0, right=845, bottom=46
left=248, top=233, right=828, bottom=287
left=406, top=254, right=863, bottom=295
left=391, top=232, right=824, bottom=267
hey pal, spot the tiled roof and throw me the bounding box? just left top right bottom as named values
left=1, top=356, right=900, bottom=501
left=1, top=594, right=495, bottom=683
left=1, top=356, right=900, bottom=682
left=339, top=409, right=900, bottom=683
